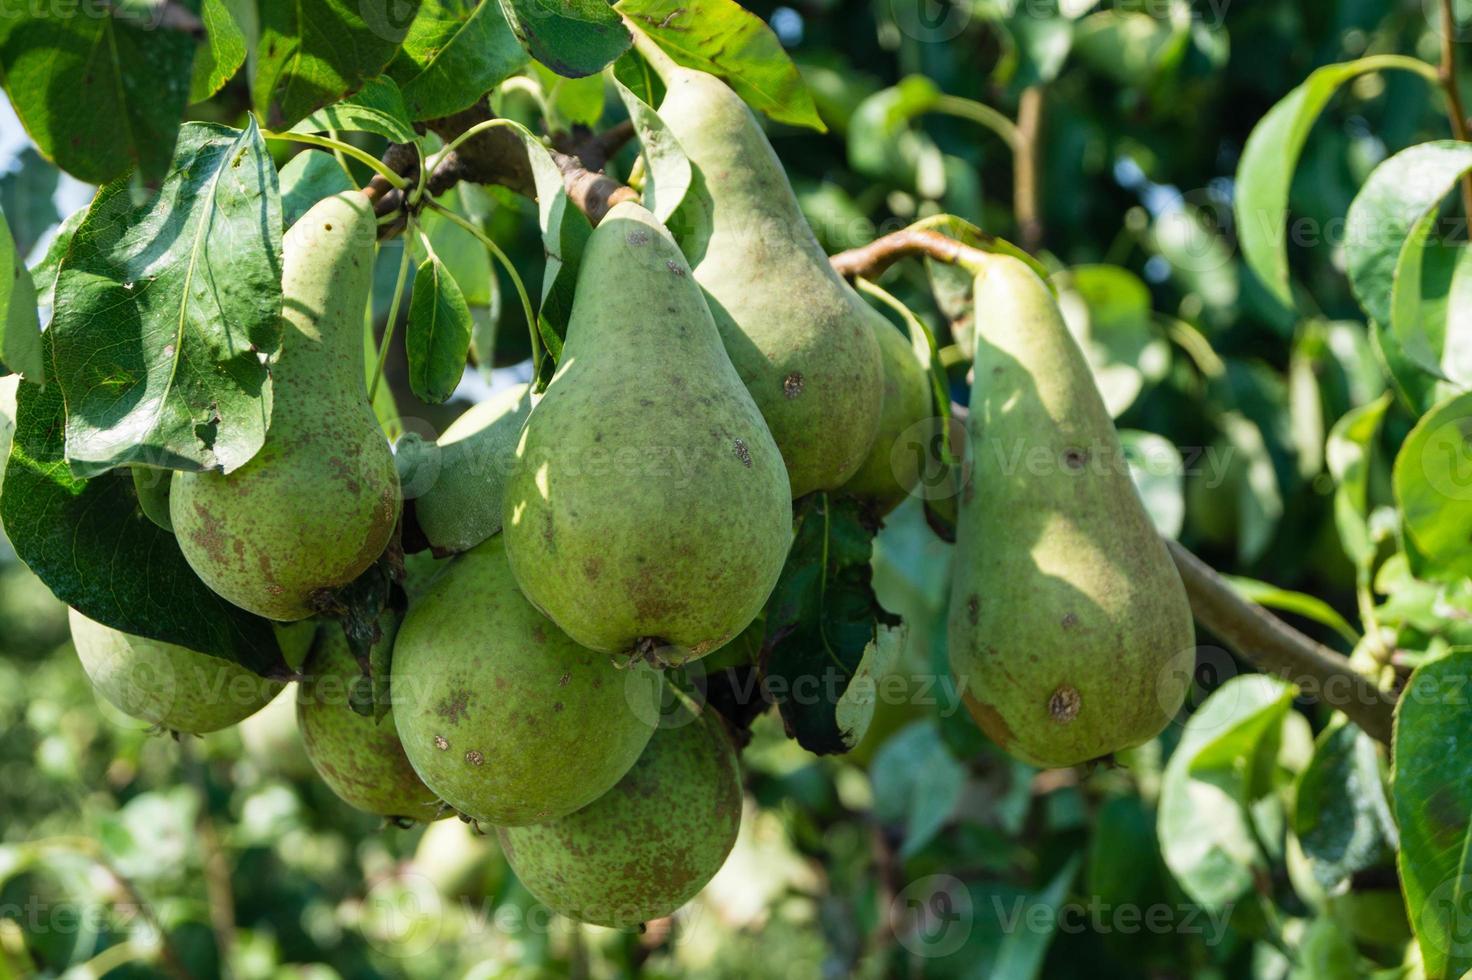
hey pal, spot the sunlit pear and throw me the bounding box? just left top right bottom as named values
left=947, top=256, right=1193, bottom=768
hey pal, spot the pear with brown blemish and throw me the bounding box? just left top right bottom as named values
left=171, top=192, right=400, bottom=621
left=650, top=57, right=884, bottom=498
left=502, top=202, right=792, bottom=663
left=391, top=536, right=664, bottom=826
left=947, top=256, right=1193, bottom=769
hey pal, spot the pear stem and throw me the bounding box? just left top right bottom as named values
left=424, top=200, right=542, bottom=381
left=369, top=226, right=416, bottom=404
left=830, top=228, right=994, bottom=280
left=1165, top=540, right=1397, bottom=745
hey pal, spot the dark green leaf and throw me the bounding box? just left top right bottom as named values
left=497, top=0, right=629, bottom=78
left=0, top=148, right=59, bottom=257
left=51, top=121, right=282, bottom=478
left=763, top=495, right=898, bottom=755
left=389, top=0, right=526, bottom=119
left=0, top=0, right=199, bottom=183
left=1294, top=719, right=1395, bottom=891
left=190, top=0, right=248, bottom=103
left=1394, top=651, right=1472, bottom=980
left=406, top=256, right=473, bottom=403
left=870, top=720, right=964, bottom=856
left=254, top=0, right=421, bottom=128
left=617, top=0, right=824, bottom=131
left=0, top=356, right=288, bottom=677
left=298, top=76, right=418, bottom=142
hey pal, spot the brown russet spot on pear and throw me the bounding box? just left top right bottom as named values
left=502, top=202, right=792, bottom=663
left=171, top=192, right=399, bottom=621
left=947, top=256, right=1193, bottom=769
left=651, top=63, right=884, bottom=497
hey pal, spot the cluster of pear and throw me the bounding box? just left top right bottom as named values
left=54, top=53, right=1198, bottom=929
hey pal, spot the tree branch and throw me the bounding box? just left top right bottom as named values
left=1167, top=540, right=1396, bottom=745
left=829, top=228, right=996, bottom=280
left=1438, top=0, right=1472, bottom=216
left=1014, top=86, right=1045, bottom=253
left=363, top=102, right=639, bottom=237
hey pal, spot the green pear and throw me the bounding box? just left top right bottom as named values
left=947, top=257, right=1193, bottom=768
left=497, top=702, right=742, bottom=928
left=652, top=60, right=884, bottom=497
left=410, top=383, right=534, bottom=555
left=171, top=192, right=400, bottom=621
left=392, top=535, right=663, bottom=826
left=841, top=311, right=935, bottom=515
left=502, top=202, right=792, bottom=662
left=297, top=623, right=444, bottom=821
left=69, top=608, right=283, bottom=733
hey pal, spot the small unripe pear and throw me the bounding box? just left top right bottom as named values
left=841, top=310, right=936, bottom=514
left=498, top=704, right=742, bottom=928
left=297, top=624, right=443, bottom=821
left=69, top=609, right=282, bottom=733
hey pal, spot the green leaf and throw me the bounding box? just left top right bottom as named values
left=51, top=121, right=283, bottom=478
left=1326, top=393, right=1391, bottom=572
left=1345, top=141, right=1472, bottom=382
left=763, top=495, right=898, bottom=755
left=1056, top=264, right=1169, bottom=418
left=618, top=0, right=825, bottom=131
left=0, top=0, right=200, bottom=183
left=253, top=0, right=421, bottom=128
left=190, top=0, right=249, bottom=103
left=612, top=75, right=691, bottom=222
left=28, top=208, right=84, bottom=311
left=297, top=76, right=417, bottom=143
left=847, top=76, right=945, bottom=193
left=0, top=148, right=60, bottom=258
left=1393, top=390, right=1472, bottom=583
left=0, top=353, right=288, bottom=678
left=0, top=209, right=42, bottom=382
left=1223, top=576, right=1359, bottom=645
left=1294, top=719, right=1396, bottom=892
left=1233, top=55, right=1434, bottom=310
left=1158, top=674, right=1297, bottom=909
left=530, top=62, right=607, bottom=128
left=406, top=256, right=473, bottom=404
left=278, top=151, right=353, bottom=230
left=1119, top=430, right=1184, bottom=539
left=991, top=855, right=1082, bottom=977
left=1394, top=650, right=1472, bottom=980
left=870, top=720, right=965, bottom=857
left=1071, top=11, right=1176, bottom=85
left=420, top=201, right=494, bottom=307
left=497, top=0, right=630, bottom=78
left=388, top=0, right=527, bottom=120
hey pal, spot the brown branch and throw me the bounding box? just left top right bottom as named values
left=1167, top=540, right=1397, bottom=745
left=1437, top=0, right=1472, bottom=217
left=364, top=102, right=639, bottom=236
left=829, top=228, right=995, bottom=281
left=1014, top=86, right=1044, bottom=254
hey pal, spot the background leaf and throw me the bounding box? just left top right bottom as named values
left=388, top=0, right=527, bottom=119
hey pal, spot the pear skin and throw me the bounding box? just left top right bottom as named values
left=296, top=624, right=444, bottom=822
left=654, top=65, right=884, bottom=497
left=412, top=383, right=534, bottom=555
left=841, top=308, right=936, bottom=515
left=171, top=192, right=400, bottom=621
left=497, top=702, right=741, bottom=928
left=391, top=536, right=663, bottom=826
left=502, top=202, right=792, bottom=662
left=947, top=257, right=1193, bottom=768
left=69, top=609, right=282, bottom=733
